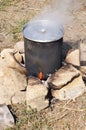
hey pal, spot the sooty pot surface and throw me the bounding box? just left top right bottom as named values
left=23, top=20, right=64, bottom=79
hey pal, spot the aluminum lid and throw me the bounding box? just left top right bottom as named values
left=23, top=20, right=64, bottom=42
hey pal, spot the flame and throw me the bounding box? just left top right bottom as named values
left=38, top=72, right=44, bottom=80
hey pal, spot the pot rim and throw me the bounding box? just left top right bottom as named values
left=23, top=19, right=64, bottom=43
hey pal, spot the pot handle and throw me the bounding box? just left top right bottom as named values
left=10, top=51, right=25, bottom=68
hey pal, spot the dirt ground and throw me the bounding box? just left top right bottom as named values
left=0, top=0, right=86, bottom=130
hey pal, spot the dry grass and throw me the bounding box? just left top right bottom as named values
left=5, top=92, right=86, bottom=130
left=0, top=0, right=86, bottom=130
left=0, top=0, right=52, bottom=51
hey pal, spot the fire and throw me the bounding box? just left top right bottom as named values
left=38, top=72, right=44, bottom=80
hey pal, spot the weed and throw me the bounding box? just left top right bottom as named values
left=5, top=104, right=53, bottom=130
left=10, top=19, right=28, bottom=42
left=0, top=0, right=14, bottom=11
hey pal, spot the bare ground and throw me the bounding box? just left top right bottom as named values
left=0, top=0, right=86, bottom=130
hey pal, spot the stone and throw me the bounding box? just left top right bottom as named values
left=26, top=76, right=48, bottom=111
left=21, top=53, right=25, bottom=64
left=65, top=49, right=80, bottom=66
left=14, top=41, right=24, bottom=53
left=11, top=91, right=26, bottom=105
left=0, top=48, right=14, bottom=59
left=14, top=51, right=22, bottom=63
left=0, top=104, right=14, bottom=129
left=46, top=65, right=80, bottom=90
left=14, top=41, right=25, bottom=65
left=0, top=59, right=27, bottom=104
left=0, top=48, right=26, bottom=74
left=51, top=76, right=86, bottom=100
left=1, top=48, right=22, bottom=63
left=79, top=38, right=86, bottom=66
left=80, top=66, right=86, bottom=75
left=80, top=66, right=86, bottom=82
left=0, top=33, right=5, bottom=42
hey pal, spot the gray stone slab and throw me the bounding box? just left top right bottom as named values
left=0, top=104, right=14, bottom=129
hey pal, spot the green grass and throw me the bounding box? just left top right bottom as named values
left=0, top=0, right=15, bottom=11
left=11, top=20, right=27, bottom=34
left=10, top=19, right=28, bottom=42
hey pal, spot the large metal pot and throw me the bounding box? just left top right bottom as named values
left=23, top=20, right=64, bottom=79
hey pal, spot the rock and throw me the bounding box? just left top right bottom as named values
left=0, top=33, right=5, bottom=42
left=14, top=41, right=24, bottom=53
left=80, top=66, right=86, bottom=75
left=0, top=104, right=14, bottom=129
left=0, top=48, right=14, bottom=59
left=0, top=59, right=27, bottom=104
left=80, top=66, right=86, bottom=82
left=11, top=91, right=26, bottom=105
left=1, top=48, right=24, bottom=65
left=79, top=38, right=86, bottom=66
left=14, top=41, right=25, bottom=64
left=14, top=51, right=22, bottom=63
left=51, top=76, right=86, bottom=100
left=46, top=65, right=80, bottom=90
left=0, top=48, right=26, bottom=74
left=65, top=49, right=80, bottom=66
left=26, top=76, right=48, bottom=111
left=21, top=53, right=25, bottom=64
